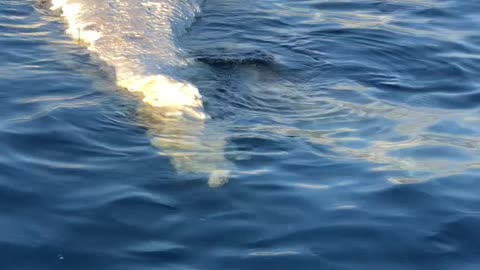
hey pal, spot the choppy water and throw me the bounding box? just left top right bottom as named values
left=1, top=0, right=480, bottom=269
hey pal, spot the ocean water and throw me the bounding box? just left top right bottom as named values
left=1, top=0, right=480, bottom=269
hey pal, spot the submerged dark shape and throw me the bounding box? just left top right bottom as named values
left=194, top=48, right=275, bottom=66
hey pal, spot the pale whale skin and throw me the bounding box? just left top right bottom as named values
left=50, top=0, right=206, bottom=119
left=50, top=0, right=231, bottom=187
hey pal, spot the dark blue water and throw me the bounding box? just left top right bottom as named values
left=1, top=0, right=480, bottom=269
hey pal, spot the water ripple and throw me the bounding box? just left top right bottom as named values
left=1, top=0, right=480, bottom=269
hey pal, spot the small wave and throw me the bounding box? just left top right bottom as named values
left=195, top=48, right=275, bottom=67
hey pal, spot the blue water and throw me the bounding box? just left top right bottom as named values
left=1, top=0, right=480, bottom=269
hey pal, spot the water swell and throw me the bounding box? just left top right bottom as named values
left=50, top=0, right=231, bottom=187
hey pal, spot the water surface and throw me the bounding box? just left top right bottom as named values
left=1, top=0, right=480, bottom=269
